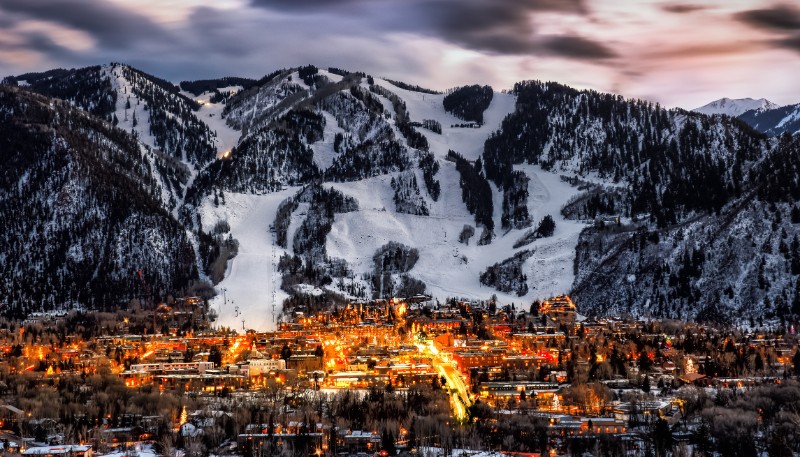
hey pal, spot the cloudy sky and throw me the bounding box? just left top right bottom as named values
left=0, top=0, right=798, bottom=109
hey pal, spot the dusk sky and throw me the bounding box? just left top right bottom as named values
left=0, top=0, right=798, bottom=109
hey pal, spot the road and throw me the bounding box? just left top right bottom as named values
left=416, top=342, right=473, bottom=422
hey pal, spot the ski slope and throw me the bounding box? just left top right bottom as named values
left=199, top=189, right=297, bottom=331
left=189, top=87, right=243, bottom=158
left=202, top=75, right=588, bottom=331
left=326, top=164, right=584, bottom=306
left=372, top=78, right=516, bottom=161
left=514, top=164, right=586, bottom=297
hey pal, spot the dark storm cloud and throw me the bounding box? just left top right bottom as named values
left=661, top=4, right=707, bottom=14
left=183, top=7, right=257, bottom=58
left=421, top=0, right=583, bottom=55
left=0, top=0, right=171, bottom=48
left=250, top=0, right=361, bottom=10
left=20, top=31, right=80, bottom=59
left=542, top=35, right=616, bottom=60
left=735, top=4, right=800, bottom=32
left=0, top=27, right=75, bottom=57
left=734, top=4, right=800, bottom=55
left=421, top=0, right=539, bottom=54
left=250, top=0, right=593, bottom=58
left=775, top=34, right=800, bottom=53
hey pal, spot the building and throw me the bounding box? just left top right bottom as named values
left=451, top=350, right=504, bottom=373
left=129, top=362, right=214, bottom=374
left=238, top=433, right=324, bottom=454
left=286, top=354, right=323, bottom=373
left=480, top=381, right=559, bottom=401
left=23, top=445, right=92, bottom=457
left=340, top=430, right=381, bottom=454
left=538, top=296, right=577, bottom=326
left=248, top=358, right=286, bottom=376
left=548, top=416, right=627, bottom=437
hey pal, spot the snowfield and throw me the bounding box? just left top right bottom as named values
left=693, top=97, right=779, bottom=117
left=515, top=164, right=586, bottom=297
left=327, top=164, right=585, bottom=307
left=372, top=79, right=517, bottom=161
left=189, top=87, right=243, bottom=158
left=311, top=110, right=346, bottom=170
left=200, top=189, right=298, bottom=331
left=202, top=75, right=588, bottom=331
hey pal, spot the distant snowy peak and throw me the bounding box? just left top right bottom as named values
left=693, top=97, right=780, bottom=116
left=738, top=102, right=800, bottom=137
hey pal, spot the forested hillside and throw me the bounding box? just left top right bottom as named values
left=3, top=62, right=800, bottom=326
left=0, top=86, right=197, bottom=315
left=481, top=80, right=800, bottom=323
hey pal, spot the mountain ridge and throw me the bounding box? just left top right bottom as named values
left=2, top=62, right=800, bottom=329
left=738, top=102, right=800, bottom=138
left=693, top=97, right=779, bottom=117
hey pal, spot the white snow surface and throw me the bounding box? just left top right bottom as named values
left=693, top=97, right=780, bottom=117
left=106, top=65, right=158, bottom=150
left=188, top=89, right=243, bottom=158
left=311, top=110, right=346, bottom=170
left=318, top=69, right=344, bottom=83
left=326, top=164, right=584, bottom=307
left=775, top=105, right=800, bottom=130
left=207, top=81, right=588, bottom=331
left=200, top=189, right=298, bottom=332
left=104, top=64, right=176, bottom=209
left=98, top=444, right=157, bottom=457
left=419, top=447, right=504, bottom=457
left=372, top=78, right=517, bottom=161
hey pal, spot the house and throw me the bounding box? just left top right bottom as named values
left=248, top=358, right=286, bottom=376
left=340, top=430, right=381, bottom=454
left=23, top=445, right=92, bottom=457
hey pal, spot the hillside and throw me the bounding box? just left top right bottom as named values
left=192, top=68, right=585, bottom=329
left=738, top=103, right=800, bottom=137
left=2, top=64, right=800, bottom=329
left=0, top=86, right=198, bottom=316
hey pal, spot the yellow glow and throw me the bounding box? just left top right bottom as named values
left=179, top=406, right=188, bottom=426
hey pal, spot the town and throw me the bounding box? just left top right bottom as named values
left=0, top=295, right=799, bottom=457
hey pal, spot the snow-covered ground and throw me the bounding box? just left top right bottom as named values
left=201, top=77, right=588, bottom=331
left=106, top=65, right=159, bottom=150
left=98, top=443, right=158, bottom=457
left=515, top=164, right=586, bottom=298
left=105, top=64, right=179, bottom=209
left=327, top=164, right=585, bottom=306
left=693, top=97, right=779, bottom=116
left=419, top=447, right=505, bottom=457
left=189, top=87, right=243, bottom=158
left=311, top=110, right=346, bottom=170
left=372, top=79, right=516, bottom=161
left=199, top=189, right=298, bottom=332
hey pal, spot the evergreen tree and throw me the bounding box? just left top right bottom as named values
left=536, top=215, right=556, bottom=237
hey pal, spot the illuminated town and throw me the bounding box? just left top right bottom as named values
left=0, top=295, right=798, bottom=457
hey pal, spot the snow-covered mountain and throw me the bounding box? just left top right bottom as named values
left=0, top=85, right=198, bottom=316
left=3, top=63, right=800, bottom=330
left=693, top=97, right=779, bottom=116
left=194, top=69, right=587, bottom=330
left=738, top=102, right=800, bottom=137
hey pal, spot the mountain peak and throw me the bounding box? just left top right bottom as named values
left=693, top=97, right=779, bottom=116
